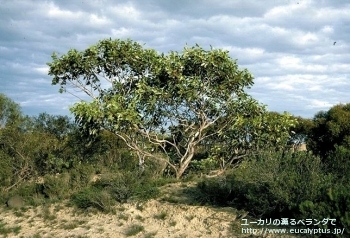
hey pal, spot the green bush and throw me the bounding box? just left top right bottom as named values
left=133, top=181, right=160, bottom=200
left=196, top=173, right=280, bottom=216
left=93, top=171, right=159, bottom=202
left=38, top=174, right=70, bottom=200
left=125, top=224, right=144, bottom=236
left=190, top=156, right=219, bottom=174
left=196, top=175, right=236, bottom=206
left=0, top=152, right=13, bottom=188
left=72, top=186, right=100, bottom=209
left=68, top=163, right=95, bottom=189
left=323, top=146, right=350, bottom=183
left=299, top=184, right=350, bottom=236
left=109, top=173, right=135, bottom=203
left=72, top=170, right=160, bottom=212
left=72, top=185, right=115, bottom=213
left=4, top=181, right=44, bottom=206
left=196, top=150, right=331, bottom=218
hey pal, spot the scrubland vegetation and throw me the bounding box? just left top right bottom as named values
left=1, top=39, right=349, bottom=237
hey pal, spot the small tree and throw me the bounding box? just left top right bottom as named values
left=0, top=93, right=22, bottom=129
left=308, top=103, right=350, bottom=158
left=48, top=39, right=271, bottom=178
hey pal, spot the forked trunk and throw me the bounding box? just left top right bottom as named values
left=175, top=147, right=195, bottom=179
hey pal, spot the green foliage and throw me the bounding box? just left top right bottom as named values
left=207, top=110, right=297, bottom=172
left=72, top=186, right=115, bottom=213
left=0, top=151, right=13, bottom=188
left=0, top=93, right=22, bottom=128
left=68, top=163, right=95, bottom=190
left=323, top=146, right=350, bottom=182
left=196, top=175, right=238, bottom=206
left=72, top=186, right=103, bottom=209
left=190, top=157, right=220, bottom=174
left=299, top=184, right=350, bottom=235
left=196, top=150, right=330, bottom=218
left=0, top=104, right=93, bottom=193
left=153, top=210, right=168, bottom=220
left=6, top=181, right=42, bottom=207
left=93, top=171, right=160, bottom=203
left=289, top=115, right=314, bottom=145
left=48, top=38, right=265, bottom=178
left=0, top=117, right=38, bottom=192
left=297, top=146, right=350, bottom=236
left=31, top=112, right=75, bottom=139
left=38, top=174, right=70, bottom=200
left=308, top=103, right=350, bottom=158
left=124, top=224, right=144, bottom=236
left=71, top=170, right=160, bottom=212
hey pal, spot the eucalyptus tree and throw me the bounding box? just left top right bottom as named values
left=0, top=93, right=22, bottom=129
left=48, top=39, right=292, bottom=178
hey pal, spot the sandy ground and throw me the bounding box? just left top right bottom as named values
left=0, top=183, right=296, bottom=238
left=1, top=200, right=241, bottom=238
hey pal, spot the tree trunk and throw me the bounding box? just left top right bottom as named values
left=175, top=147, right=195, bottom=179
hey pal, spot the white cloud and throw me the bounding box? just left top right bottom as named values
left=47, top=2, right=84, bottom=19
left=111, top=27, right=131, bottom=38
left=0, top=0, right=349, bottom=118
left=297, top=32, right=319, bottom=45
left=268, top=82, right=295, bottom=91
left=88, top=14, right=111, bottom=26
left=109, top=4, right=141, bottom=21
left=307, top=99, right=334, bottom=109
left=34, top=66, right=49, bottom=75
left=321, top=25, right=334, bottom=34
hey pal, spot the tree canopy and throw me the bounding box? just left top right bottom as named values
left=0, top=93, right=22, bottom=129
left=48, top=38, right=295, bottom=178
left=307, top=103, right=350, bottom=158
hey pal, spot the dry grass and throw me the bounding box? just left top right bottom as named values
left=0, top=182, right=297, bottom=238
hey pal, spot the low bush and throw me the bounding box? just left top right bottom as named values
left=196, top=150, right=331, bottom=218
left=2, top=181, right=43, bottom=207
left=323, top=146, right=350, bottom=183
left=94, top=171, right=160, bottom=202
left=0, top=152, right=13, bottom=189
left=124, top=224, right=144, bottom=236
left=190, top=156, right=220, bottom=175
left=68, top=163, right=95, bottom=190
left=72, top=186, right=103, bottom=210
left=38, top=173, right=70, bottom=200
left=71, top=170, right=160, bottom=212
left=299, top=183, right=350, bottom=236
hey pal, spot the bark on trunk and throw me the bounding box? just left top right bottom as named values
left=175, top=147, right=195, bottom=179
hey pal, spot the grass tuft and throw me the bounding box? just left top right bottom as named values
left=125, top=224, right=144, bottom=236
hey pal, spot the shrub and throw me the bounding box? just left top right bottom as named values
left=72, top=186, right=98, bottom=209
left=71, top=186, right=115, bottom=212
left=323, top=146, right=350, bottom=183
left=72, top=170, right=160, bottom=212
left=196, top=150, right=331, bottom=218
left=38, top=174, right=70, bottom=200
left=196, top=175, right=236, bottom=206
left=93, top=171, right=160, bottom=202
left=190, top=156, right=219, bottom=174
left=124, top=224, right=144, bottom=236
left=299, top=183, right=350, bottom=236
left=68, top=163, right=95, bottom=190
left=0, top=152, right=13, bottom=188
left=153, top=211, right=168, bottom=220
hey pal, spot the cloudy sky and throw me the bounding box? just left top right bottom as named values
left=1, top=0, right=349, bottom=118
